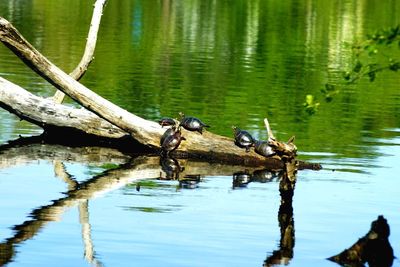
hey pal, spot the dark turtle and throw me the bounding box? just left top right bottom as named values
left=254, top=140, right=276, bottom=157
left=232, top=126, right=255, bottom=152
left=160, top=127, right=176, bottom=146
left=158, top=117, right=176, bottom=127
left=232, top=170, right=252, bottom=189
left=161, top=127, right=186, bottom=155
left=179, top=112, right=210, bottom=134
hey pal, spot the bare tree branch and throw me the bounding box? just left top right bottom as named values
left=52, top=0, right=107, bottom=103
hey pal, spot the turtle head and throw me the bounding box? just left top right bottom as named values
left=232, top=126, right=239, bottom=134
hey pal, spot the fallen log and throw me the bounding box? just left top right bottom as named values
left=0, top=16, right=320, bottom=168
left=0, top=77, right=127, bottom=140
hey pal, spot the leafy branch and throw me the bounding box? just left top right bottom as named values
left=304, top=25, right=400, bottom=115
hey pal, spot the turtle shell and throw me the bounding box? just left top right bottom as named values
left=180, top=115, right=209, bottom=134
left=161, top=128, right=185, bottom=153
left=254, top=140, right=275, bottom=157
left=158, top=117, right=176, bottom=127
left=232, top=127, right=254, bottom=152
left=160, top=127, right=176, bottom=146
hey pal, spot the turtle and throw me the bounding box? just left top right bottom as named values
left=254, top=140, right=276, bottom=157
left=179, top=112, right=210, bottom=134
left=232, top=126, right=255, bottom=152
left=161, top=127, right=186, bottom=155
left=160, top=126, right=176, bottom=146
left=158, top=117, right=176, bottom=127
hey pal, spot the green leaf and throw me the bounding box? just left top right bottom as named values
left=303, top=95, right=320, bottom=115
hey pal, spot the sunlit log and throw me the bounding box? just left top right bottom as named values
left=0, top=16, right=302, bottom=167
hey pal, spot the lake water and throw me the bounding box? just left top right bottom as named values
left=0, top=0, right=400, bottom=266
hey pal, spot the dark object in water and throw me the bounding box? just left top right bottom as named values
left=179, top=112, right=210, bottom=134
left=158, top=117, right=176, bottom=127
left=327, top=215, right=394, bottom=267
left=232, top=170, right=252, bottom=188
left=160, top=156, right=184, bottom=180
left=254, top=140, right=275, bottom=157
left=179, top=174, right=201, bottom=189
left=232, top=126, right=255, bottom=152
left=252, top=169, right=278, bottom=183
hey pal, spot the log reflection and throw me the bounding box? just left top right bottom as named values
left=0, top=154, right=153, bottom=266
left=0, top=137, right=318, bottom=266
left=263, top=159, right=297, bottom=267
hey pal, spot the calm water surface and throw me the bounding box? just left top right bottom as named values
left=0, top=0, right=400, bottom=266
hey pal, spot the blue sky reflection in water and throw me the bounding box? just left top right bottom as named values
left=0, top=0, right=400, bottom=266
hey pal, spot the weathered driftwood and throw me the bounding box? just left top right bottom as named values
left=0, top=17, right=320, bottom=168
left=0, top=137, right=282, bottom=175
left=52, top=0, right=107, bottom=104
left=0, top=15, right=296, bottom=165
left=328, top=215, right=394, bottom=267
left=0, top=77, right=128, bottom=139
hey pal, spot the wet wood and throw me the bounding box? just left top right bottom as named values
left=52, top=0, right=107, bottom=103
left=328, top=215, right=394, bottom=267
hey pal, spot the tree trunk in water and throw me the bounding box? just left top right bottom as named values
left=0, top=17, right=321, bottom=168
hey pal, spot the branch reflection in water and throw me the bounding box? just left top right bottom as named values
left=0, top=137, right=300, bottom=266
left=0, top=137, right=146, bottom=266
left=158, top=155, right=298, bottom=266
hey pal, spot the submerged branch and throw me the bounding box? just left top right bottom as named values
left=328, top=215, right=394, bottom=267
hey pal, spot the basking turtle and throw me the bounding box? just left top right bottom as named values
left=160, top=127, right=176, bottom=146
left=254, top=140, right=276, bottom=157
left=158, top=117, right=176, bottom=127
left=232, top=126, right=255, bottom=152
left=161, top=127, right=186, bottom=155
left=179, top=112, right=210, bottom=134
